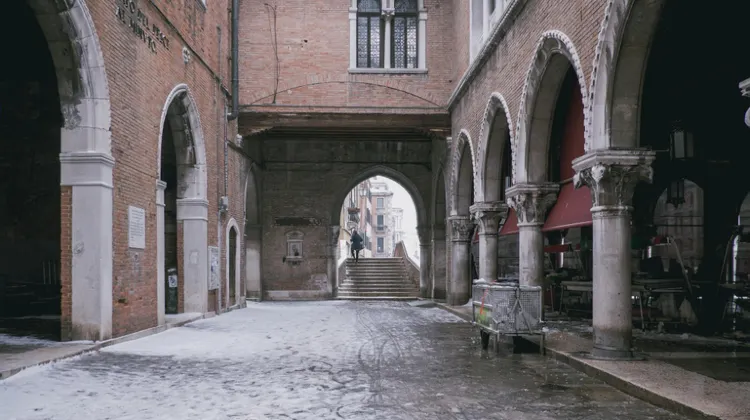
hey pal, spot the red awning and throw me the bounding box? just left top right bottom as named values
left=544, top=243, right=582, bottom=253
left=499, top=209, right=519, bottom=236
left=542, top=183, right=592, bottom=232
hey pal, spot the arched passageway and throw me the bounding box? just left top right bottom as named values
left=244, top=169, right=262, bottom=300
left=157, top=86, right=209, bottom=319
left=448, top=133, right=476, bottom=305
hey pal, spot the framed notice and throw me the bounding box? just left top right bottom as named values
left=128, top=206, right=146, bottom=249
left=208, top=246, right=220, bottom=290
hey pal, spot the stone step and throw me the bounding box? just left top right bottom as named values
left=337, top=291, right=419, bottom=298
left=335, top=296, right=419, bottom=301
left=342, top=281, right=414, bottom=286
left=345, top=273, right=406, bottom=278
left=339, top=285, right=418, bottom=291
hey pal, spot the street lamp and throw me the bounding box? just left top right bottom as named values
left=667, top=178, right=685, bottom=208
left=669, top=120, right=694, bottom=161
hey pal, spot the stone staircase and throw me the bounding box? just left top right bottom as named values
left=337, top=257, right=419, bottom=300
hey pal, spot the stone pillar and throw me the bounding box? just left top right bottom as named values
left=327, top=225, right=341, bottom=296
left=505, top=184, right=558, bottom=287
left=417, top=225, right=432, bottom=298
left=431, top=224, right=447, bottom=299
left=176, top=198, right=209, bottom=314
left=244, top=224, right=263, bottom=300
left=740, top=78, right=750, bottom=128
left=156, top=181, right=167, bottom=326
left=482, top=0, right=491, bottom=37
left=469, top=202, right=506, bottom=282
left=382, top=8, right=394, bottom=69
left=348, top=1, right=357, bottom=69
left=573, top=149, right=655, bottom=360
left=447, top=216, right=474, bottom=305
left=418, top=6, right=427, bottom=69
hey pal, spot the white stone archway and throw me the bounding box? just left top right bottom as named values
left=225, top=218, right=242, bottom=308
left=476, top=93, right=514, bottom=203
left=156, top=84, right=209, bottom=316
left=515, top=31, right=589, bottom=184
left=449, top=130, right=477, bottom=216
left=27, top=0, right=115, bottom=341
left=588, top=0, right=666, bottom=151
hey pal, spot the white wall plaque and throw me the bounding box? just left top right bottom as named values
left=128, top=206, right=146, bottom=249
left=208, top=246, right=220, bottom=290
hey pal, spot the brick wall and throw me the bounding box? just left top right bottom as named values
left=85, top=0, right=246, bottom=336
left=239, top=0, right=455, bottom=108
left=450, top=0, right=606, bottom=163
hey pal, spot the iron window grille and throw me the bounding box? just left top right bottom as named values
left=392, top=0, right=418, bottom=69
left=357, top=0, right=383, bottom=68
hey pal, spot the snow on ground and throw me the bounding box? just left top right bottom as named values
left=0, top=334, right=59, bottom=348
left=0, top=301, right=680, bottom=420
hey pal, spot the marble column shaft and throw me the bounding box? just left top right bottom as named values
left=447, top=216, right=474, bottom=306
left=469, top=202, right=507, bottom=282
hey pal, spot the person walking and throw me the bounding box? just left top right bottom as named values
left=351, top=229, right=364, bottom=262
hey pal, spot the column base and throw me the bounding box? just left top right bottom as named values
left=576, top=346, right=646, bottom=361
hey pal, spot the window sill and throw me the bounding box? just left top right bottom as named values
left=349, top=68, right=428, bottom=75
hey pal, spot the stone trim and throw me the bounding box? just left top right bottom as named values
left=505, top=183, right=559, bottom=227
left=60, top=152, right=115, bottom=188
left=475, top=92, right=513, bottom=202
left=449, top=130, right=478, bottom=215
left=176, top=198, right=209, bottom=221
left=469, top=201, right=507, bottom=234
left=447, top=216, right=474, bottom=243
left=572, top=149, right=655, bottom=210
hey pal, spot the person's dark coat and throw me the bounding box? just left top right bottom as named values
left=351, top=231, right=364, bottom=251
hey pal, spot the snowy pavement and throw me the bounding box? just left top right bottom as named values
left=0, top=301, right=679, bottom=420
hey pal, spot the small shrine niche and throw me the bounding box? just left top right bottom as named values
left=285, top=230, right=304, bottom=265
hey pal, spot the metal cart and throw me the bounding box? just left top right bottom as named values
left=471, top=280, right=545, bottom=353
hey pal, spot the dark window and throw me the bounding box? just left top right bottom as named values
left=392, top=0, right=418, bottom=69
left=377, top=214, right=384, bottom=227
left=377, top=197, right=384, bottom=208
left=357, top=0, right=382, bottom=68
left=377, top=237, right=384, bottom=252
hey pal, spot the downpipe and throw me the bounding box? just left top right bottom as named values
left=227, top=0, right=240, bottom=121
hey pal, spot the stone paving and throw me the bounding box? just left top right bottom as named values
left=0, top=301, right=680, bottom=420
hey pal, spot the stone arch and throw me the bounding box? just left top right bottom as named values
left=432, top=164, right=448, bottom=227
left=476, top=93, right=513, bottom=202
left=26, top=0, right=114, bottom=341
left=588, top=0, right=665, bottom=150
left=157, top=84, right=208, bottom=200
left=450, top=130, right=477, bottom=216
left=515, top=31, right=589, bottom=183
left=225, top=218, right=242, bottom=308
left=330, top=165, right=428, bottom=229
left=244, top=167, right=262, bottom=299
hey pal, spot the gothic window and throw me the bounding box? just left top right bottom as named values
left=392, top=0, right=418, bottom=69
left=357, top=0, right=382, bottom=68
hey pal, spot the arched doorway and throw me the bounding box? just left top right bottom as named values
left=226, top=220, right=241, bottom=308
left=1, top=1, right=113, bottom=342
left=157, top=85, right=209, bottom=317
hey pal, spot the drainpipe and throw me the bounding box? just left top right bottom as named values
left=216, top=26, right=224, bottom=314
left=227, top=0, right=240, bottom=121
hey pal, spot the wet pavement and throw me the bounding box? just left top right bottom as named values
left=0, top=301, right=680, bottom=419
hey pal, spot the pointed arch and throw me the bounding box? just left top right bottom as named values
left=450, top=129, right=477, bottom=216
left=476, top=93, right=514, bottom=202
left=225, top=218, right=242, bottom=307
left=588, top=0, right=665, bottom=150
left=515, top=31, right=589, bottom=184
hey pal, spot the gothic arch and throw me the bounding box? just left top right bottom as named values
left=330, top=165, right=428, bottom=229
left=450, top=130, right=477, bottom=216
left=588, top=0, right=665, bottom=150
left=515, top=31, right=589, bottom=183
left=157, top=84, right=208, bottom=200
left=476, top=93, right=513, bottom=202
left=225, top=218, right=242, bottom=307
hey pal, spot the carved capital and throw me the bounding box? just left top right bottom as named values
left=381, top=7, right=395, bottom=19
left=432, top=224, right=446, bottom=240
left=447, top=216, right=474, bottom=243
left=469, top=201, right=507, bottom=235
left=740, top=78, right=750, bottom=128
left=572, top=149, right=656, bottom=212
left=328, top=225, right=341, bottom=248
left=416, top=225, right=431, bottom=244
left=505, top=183, right=559, bottom=227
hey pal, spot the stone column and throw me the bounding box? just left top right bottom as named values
left=418, top=6, right=427, bottom=69
left=327, top=225, right=341, bottom=296
left=469, top=202, right=506, bottom=282
left=348, top=1, right=357, bottom=69
left=176, top=198, right=209, bottom=314
left=244, top=224, right=263, bottom=300
left=505, top=184, right=559, bottom=287
left=156, top=181, right=167, bottom=326
left=447, top=216, right=474, bottom=305
left=740, top=78, right=750, bottom=128
left=482, top=0, right=491, bottom=37
left=573, top=149, right=655, bottom=360
left=431, top=224, right=447, bottom=299
left=382, top=8, right=394, bottom=69
left=417, top=225, right=432, bottom=298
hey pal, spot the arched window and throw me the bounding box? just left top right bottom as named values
left=393, top=0, right=418, bottom=69
left=357, top=0, right=382, bottom=68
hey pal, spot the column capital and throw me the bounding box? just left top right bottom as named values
left=416, top=225, right=431, bottom=244
left=740, top=78, right=750, bottom=128
left=572, top=149, right=656, bottom=213
left=469, top=201, right=507, bottom=234
left=447, top=216, right=474, bottom=243
left=382, top=7, right=395, bottom=19
left=505, top=183, right=559, bottom=227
